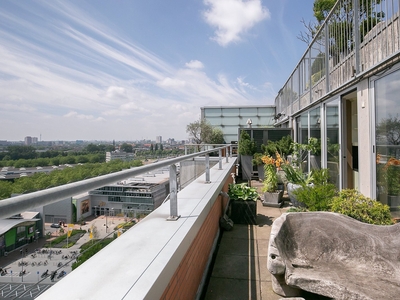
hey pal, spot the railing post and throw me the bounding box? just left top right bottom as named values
left=184, top=145, right=187, bottom=155
left=225, top=146, right=229, bottom=163
left=205, top=154, right=211, bottom=183
left=167, top=164, right=180, bottom=221
left=353, top=0, right=360, bottom=75
left=218, top=149, right=222, bottom=170
left=230, top=145, right=233, bottom=158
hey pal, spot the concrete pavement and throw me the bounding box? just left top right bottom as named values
left=204, top=187, right=288, bottom=300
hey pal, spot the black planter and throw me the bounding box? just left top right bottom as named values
left=229, top=199, right=257, bottom=225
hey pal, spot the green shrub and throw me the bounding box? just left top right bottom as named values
left=330, top=189, right=393, bottom=225
left=293, top=183, right=337, bottom=211
left=286, top=207, right=308, bottom=213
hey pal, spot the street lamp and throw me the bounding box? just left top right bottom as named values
left=20, top=249, right=23, bottom=282
left=111, top=208, right=114, bottom=224
left=105, top=209, right=108, bottom=233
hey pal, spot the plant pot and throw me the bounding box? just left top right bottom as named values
left=257, top=164, right=265, bottom=181
left=229, top=199, right=257, bottom=225
left=241, top=155, right=253, bottom=180
left=388, top=195, right=400, bottom=211
left=287, top=182, right=306, bottom=207
left=262, top=190, right=284, bottom=208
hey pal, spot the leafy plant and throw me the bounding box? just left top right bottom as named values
left=262, top=163, right=278, bottom=193
left=238, top=130, right=256, bottom=156
left=261, top=153, right=284, bottom=193
left=281, top=163, right=313, bottom=185
left=286, top=207, right=308, bottom=213
left=228, top=183, right=258, bottom=201
left=293, top=183, right=337, bottom=211
left=312, top=168, right=329, bottom=185
left=261, top=135, right=293, bottom=157
left=330, top=189, right=393, bottom=225
left=252, top=153, right=264, bottom=166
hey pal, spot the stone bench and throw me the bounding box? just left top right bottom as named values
left=267, top=212, right=400, bottom=299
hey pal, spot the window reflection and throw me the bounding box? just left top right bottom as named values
left=375, top=69, right=400, bottom=210
left=326, top=100, right=340, bottom=189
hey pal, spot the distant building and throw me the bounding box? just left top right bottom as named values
left=201, top=105, right=276, bottom=143
left=32, top=137, right=38, bottom=144
left=89, top=168, right=170, bottom=217
left=0, top=212, right=41, bottom=256
left=166, top=138, right=176, bottom=145
left=24, top=136, right=32, bottom=145
left=156, top=136, right=162, bottom=144
left=106, top=151, right=135, bottom=162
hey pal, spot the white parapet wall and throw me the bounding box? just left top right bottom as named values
left=37, top=157, right=237, bottom=300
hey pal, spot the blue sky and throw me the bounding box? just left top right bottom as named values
left=0, top=0, right=315, bottom=142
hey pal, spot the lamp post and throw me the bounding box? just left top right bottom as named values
left=20, top=249, right=23, bottom=282
left=105, top=210, right=108, bottom=233
left=111, top=208, right=114, bottom=224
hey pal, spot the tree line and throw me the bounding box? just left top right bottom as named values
left=0, top=159, right=142, bottom=200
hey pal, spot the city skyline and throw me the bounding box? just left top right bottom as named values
left=1, top=0, right=314, bottom=141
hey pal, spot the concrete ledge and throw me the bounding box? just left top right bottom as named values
left=37, top=157, right=237, bottom=300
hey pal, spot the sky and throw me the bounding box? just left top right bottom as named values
left=0, top=0, right=315, bottom=142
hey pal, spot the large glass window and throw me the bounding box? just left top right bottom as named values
left=325, top=99, right=340, bottom=189
left=309, top=107, right=321, bottom=170
left=375, top=69, right=400, bottom=210
left=296, top=113, right=309, bottom=172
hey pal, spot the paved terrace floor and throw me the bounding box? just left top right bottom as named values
left=203, top=180, right=330, bottom=300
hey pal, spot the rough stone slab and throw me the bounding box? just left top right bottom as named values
left=267, top=212, right=400, bottom=299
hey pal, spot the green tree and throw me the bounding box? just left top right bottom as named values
left=85, top=144, right=100, bottom=153
left=238, top=130, right=256, bottom=155
left=299, top=0, right=383, bottom=47
left=186, top=119, right=214, bottom=145
left=0, top=181, right=13, bottom=199
left=6, top=145, right=37, bottom=160
left=120, top=143, right=133, bottom=153
left=207, top=128, right=225, bottom=144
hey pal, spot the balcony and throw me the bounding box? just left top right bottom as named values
left=0, top=146, right=298, bottom=299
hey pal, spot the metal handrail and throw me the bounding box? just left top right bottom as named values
left=0, top=145, right=233, bottom=220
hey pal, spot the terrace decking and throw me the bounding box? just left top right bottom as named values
left=203, top=181, right=331, bottom=300
left=203, top=180, right=286, bottom=300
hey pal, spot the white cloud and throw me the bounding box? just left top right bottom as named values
left=185, top=60, right=204, bottom=69
left=203, top=0, right=270, bottom=46
left=0, top=1, right=272, bottom=141
left=157, top=77, right=186, bottom=88
left=105, top=86, right=128, bottom=99
left=64, top=111, right=96, bottom=120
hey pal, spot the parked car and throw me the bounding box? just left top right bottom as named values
left=50, top=223, right=60, bottom=228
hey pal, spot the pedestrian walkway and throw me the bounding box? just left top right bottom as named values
left=203, top=185, right=288, bottom=300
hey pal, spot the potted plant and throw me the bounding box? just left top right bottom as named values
left=252, top=153, right=265, bottom=181
left=228, top=183, right=258, bottom=225
left=238, top=130, right=256, bottom=180
left=281, top=163, right=313, bottom=207
left=261, top=154, right=284, bottom=207
left=291, top=169, right=337, bottom=211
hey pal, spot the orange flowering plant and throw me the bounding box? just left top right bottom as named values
left=261, top=152, right=285, bottom=193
